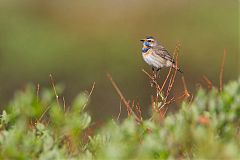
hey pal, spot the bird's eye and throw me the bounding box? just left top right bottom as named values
left=147, top=40, right=153, bottom=42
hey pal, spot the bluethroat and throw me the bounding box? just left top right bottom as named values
left=140, top=36, right=183, bottom=75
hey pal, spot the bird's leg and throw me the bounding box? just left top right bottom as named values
left=152, top=67, right=157, bottom=79
left=156, top=68, right=161, bottom=78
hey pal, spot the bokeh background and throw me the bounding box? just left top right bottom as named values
left=0, top=0, right=239, bottom=120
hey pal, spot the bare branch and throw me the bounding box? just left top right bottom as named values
left=63, top=97, right=66, bottom=112
left=219, top=49, right=226, bottom=93
left=160, top=41, right=180, bottom=93
left=117, top=101, right=122, bottom=121
left=49, top=74, right=60, bottom=106
left=36, top=83, right=40, bottom=103
left=83, top=82, right=96, bottom=110
left=165, top=42, right=180, bottom=100
left=160, top=66, right=173, bottom=93
left=107, top=73, right=141, bottom=122
left=135, top=101, right=143, bottom=121
left=181, top=76, right=190, bottom=98
left=142, top=69, right=161, bottom=91
left=38, top=105, right=51, bottom=122
left=202, top=75, right=213, bottom=89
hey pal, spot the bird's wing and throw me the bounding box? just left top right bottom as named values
left=152, top=45, right=175, bottom=63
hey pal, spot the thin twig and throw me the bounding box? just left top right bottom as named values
left=63, top=97, right=66, bottom=112
left=202, top=75, right=213, bottom=89
left=142, top=69, right=154, bottom=80
left=38, top=105, right=51, bottom=122
left=165, top=42, right=180, bottom=100
left=142, top=69, right=161, bottom=91
left=83, top=82, right=96, bottom=110
left=161, top=42, right=180, bottom=93
left=49, top=74, right=60, bottom=106
left=162, top=107, right=169, bottom=117
left=155, top=93, right=159, bottom=111
left=163, top=76, right=189, bottom=107
left=151, top=95, right=155, bottom=112
left=135, top=101, right=142, bottom=121
left=190, top=94, right=194, bottom=103
left=117, top=101, right=122, bottom=121
left=131, top=100, right=135, bottom=111
left=165, top=74, right=175, bottom=101
left=175, top=93, right=187, bottom=102
left=168, top=96, right=175, bottom=103
left=159, top=108, right=165, bottom=119
left=107, top=74, right=129, bottom=108
left=142, top=69, right=162, bottom=111
left=165, top=75, right=174, bottom=98
left=107, top=73, right=141, bottom=122
left=160, top=66, right=173, bottom=93
left=127, top=100, right=131, bottom=116
left=219, top=49, right=226, bottom=93
left=160, top=96, right=176, bottom=110
left=36, top=83, right=40, bottom=103
left=181, top=76, right=190, bottom=98
left=159, top=42, right=180, bottom=111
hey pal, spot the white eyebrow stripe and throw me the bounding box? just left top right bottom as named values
left=147, top=39, right=154, bottom=41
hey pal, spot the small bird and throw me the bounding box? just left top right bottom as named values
left=140, top=36, right=183, bottom=74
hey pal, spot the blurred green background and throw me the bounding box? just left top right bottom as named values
left=0, top=0, right=238, bottom=120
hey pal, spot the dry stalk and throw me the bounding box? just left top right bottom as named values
left=219, top=49, right=226, bottom=93
left=63, top=97, right=66, bottom=112
left=127, top=100, right=131, bottom=116
left=164, top=75, right=190, bottom=107
left=165, top=45, right=179, bottom=100
left=49, top=74, right=60, bottom=106
left=38, top=105, right=51, bottom=122
left=117, top=101, right=122, bottom=121
left=160, top=42, right=182, bottom=116
left=36, top=83, right=40, bottom=103
left=135, top=101, right=143, bottom=121
left=142, top=69, right=161, bottom=91
left=83, top=82, right=96, bottom=110
left=160, top=41, right=180, bottom=93
left=151, top=95, right=155, bottom=112
left=202, top=75, right=213, bottom=89
left=181, top=76, right=190, bottom=98
left=162, top=107, right=169, bottom=117
left=160, top=66, right=173, bottom=93
left=131, top=100, right=135, bottom=111
left=107, top=73, right=141, bottom=122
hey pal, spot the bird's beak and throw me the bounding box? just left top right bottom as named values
left=140, top=39, right=145, bottom=42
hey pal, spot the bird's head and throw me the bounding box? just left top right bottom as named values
left=140, top=36, right=158, bottom=47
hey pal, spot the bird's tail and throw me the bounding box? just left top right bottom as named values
left=177, top=68, right=183, bottom=73
left=173, top=65, right=183, bottom=73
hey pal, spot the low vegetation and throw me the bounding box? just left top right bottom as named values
left=0, top=75, right=239, bottom=159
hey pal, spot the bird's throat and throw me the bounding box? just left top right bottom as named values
left=142, top=46, right=150, bottom=53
